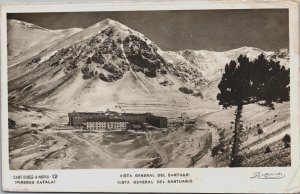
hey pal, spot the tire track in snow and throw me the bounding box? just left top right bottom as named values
left=72, top=131, right=154, bottom=162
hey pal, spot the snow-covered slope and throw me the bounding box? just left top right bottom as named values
left=268, top=48, right=290, bottom=67
left=161, top=47, right=289, bottom=100
left=8, top=19, right=82, bottom=66
left=8, top=18, right=210, bottom=114
left=8, top=18, right=289, bottom=114
left=161, top=47, right=285, bottom=83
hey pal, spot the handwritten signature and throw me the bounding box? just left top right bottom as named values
left=250, top=172, right=285, bottom=179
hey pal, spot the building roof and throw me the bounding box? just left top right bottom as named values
left=86, top=118, right=127, bottom=122
left=146, top=115, right=167, bottom=119
left=69, top=111, right=106, bottom=116
left=69, top=111, right=155, bottom=117
left=122, top=113, right=152, bottom=116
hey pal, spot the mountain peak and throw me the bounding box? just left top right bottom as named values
left=84, top=18, right=153, bottom=46
left=8, top=19, right=48, bottom=31
left=102, top=18, right=117, bottom=24
left=89, top=18, right=129, bottom=30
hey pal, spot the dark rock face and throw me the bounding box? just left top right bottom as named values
left=37, top=27, right=168, bottom=82
left=123, top=35, right=166, bottom=78
left=179, top=87, right=194, bottom=94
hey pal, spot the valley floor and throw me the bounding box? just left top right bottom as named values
left=8, top=101, right=291, bottom=169
left=9, top=125, right=212, bottom=169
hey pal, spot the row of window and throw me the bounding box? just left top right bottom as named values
left=87, top=122, right=126, bottom=126
left=88, top=123, right=106, bottom=126
left=87, top=126, right=126, bottom=130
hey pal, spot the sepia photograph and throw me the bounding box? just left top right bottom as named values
left=1, top=0, right=300, bottom=192
left=6, top=9, right=292, bottom=170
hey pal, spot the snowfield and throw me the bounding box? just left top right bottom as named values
left=8, top=19, right=82, bottom=67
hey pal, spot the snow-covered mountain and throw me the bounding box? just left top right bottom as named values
left=162, top=47, right=288, bottom=83
left=8, top=19, right=83, bottom=66
left=8, top=18, right=289, bottom=113
left=161, top=47, right=289, bottom=100
left=8, top=19, right=206, bottom=113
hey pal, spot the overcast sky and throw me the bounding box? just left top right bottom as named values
left=8, top=9, right=289, bottom=51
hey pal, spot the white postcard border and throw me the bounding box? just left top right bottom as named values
left=1, top=1, right=299, bottom=193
